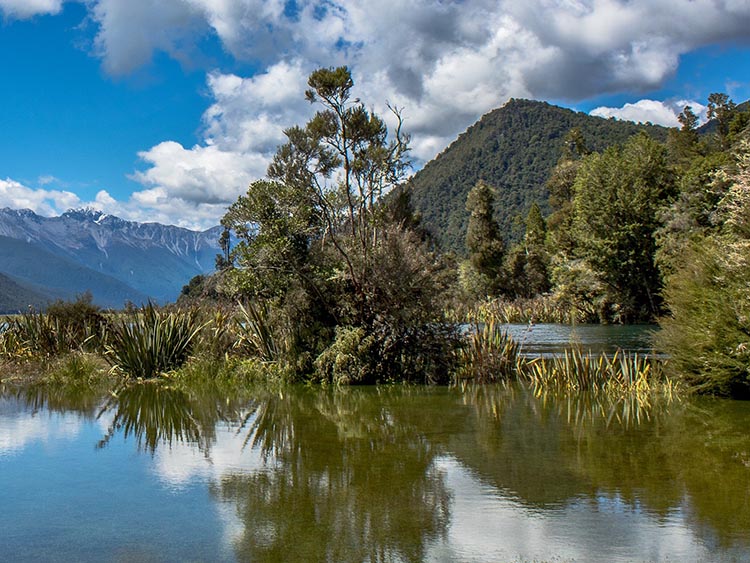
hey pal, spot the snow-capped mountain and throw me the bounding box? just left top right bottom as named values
left=0, top=207, right=222, bottom=308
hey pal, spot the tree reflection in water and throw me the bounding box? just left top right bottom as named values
left=455, top=384, right=750, bottom=548
left=213, top=387, right=451, bottom=563
left=9, top=380, right=750, bottom=558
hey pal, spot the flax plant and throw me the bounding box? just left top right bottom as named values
left=104, top=304, right=205, bottom=379
left=0, top=311, right=99, bottom=359
left=234, top=301, right=286, bottom=362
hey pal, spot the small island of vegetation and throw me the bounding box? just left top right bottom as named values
left=1, top=68, right=749, bottom=400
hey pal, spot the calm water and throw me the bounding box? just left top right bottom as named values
left=502, top=323, right=657, bottom=357
left=2, top=379, right=750, bottom=562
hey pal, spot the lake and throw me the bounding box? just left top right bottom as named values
left=1, top=379, right=749, bottom=562
left=501, top=323, right=658, bottom=357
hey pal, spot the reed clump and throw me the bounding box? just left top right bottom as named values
left=523, top=348, right=668, bottom=394
left=455, top=325, right=672, bottom=394
left=459, top=295, right=581, bottom=326
left=455, top=320, right=525, bottom=382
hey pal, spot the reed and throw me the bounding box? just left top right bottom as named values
left=234, top=301, right=284, bottom=362
left=104, top=303, right=205, bottom=378
left=0, top=311, right=99, bottom=359
left=523, top=348, right=667, bottom=394
left=465, top=295, right=578, bottom=325
left=455, top=320, right=525, bottom=382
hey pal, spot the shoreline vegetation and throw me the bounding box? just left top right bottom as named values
left=3, top=70, right=750, bottom=398
left=0, top=297, right=672, bottom=402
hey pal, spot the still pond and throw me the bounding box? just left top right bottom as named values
left=2, top=372, right=750, bottom=562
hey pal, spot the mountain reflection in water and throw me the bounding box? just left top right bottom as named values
left=1, top=380, right=749, bottom=562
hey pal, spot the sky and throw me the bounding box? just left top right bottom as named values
left=0, top=0, right=749, bottom=230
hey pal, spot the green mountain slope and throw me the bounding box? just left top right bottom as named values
left=0, top=272, right=50, bottom=313
left=407, top=99, right=670, bottom=253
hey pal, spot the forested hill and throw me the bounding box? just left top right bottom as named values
left=0, top=272, right=49, bottom=313
left=407, top=99, right=669, bottom=253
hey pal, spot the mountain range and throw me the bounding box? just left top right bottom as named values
left=0, top=208, right=221, bottom=312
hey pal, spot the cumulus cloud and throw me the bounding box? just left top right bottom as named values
left=0, top=178, right=82, bottom=216
left=590, top=99, right=708, bottom=127
left=0, top=0, right=62, bottom=18
left=0, top=177, right=222, bottom=230
left=74, top=0, right=750, bottom=225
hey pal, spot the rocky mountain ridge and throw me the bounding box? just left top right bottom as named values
left=0, top=208, right=222, bottom=310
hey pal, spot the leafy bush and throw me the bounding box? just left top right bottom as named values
left=46, top=292, right=108, bottom=351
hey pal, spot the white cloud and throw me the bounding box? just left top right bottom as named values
left=0, top=178, right=82, bottom=215
left=51, top=0, right=750, bottom=226
left=590, top=99, right=708, bottom=127
left=0, top=0, right=62, bottom=18
left=91, top=0, right=205, bottom=75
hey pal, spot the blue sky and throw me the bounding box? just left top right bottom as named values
left=0, top=0, right=749, bottom=229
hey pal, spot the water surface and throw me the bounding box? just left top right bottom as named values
left=1, top=381, right=748, bottom=562
left=503, top=323, right=657, bottom=357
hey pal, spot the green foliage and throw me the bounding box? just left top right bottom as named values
left=571, top=133, right=674, bottom=321
left=466, top=181, right=506, bottom=282
left=104, top=304, right=205, bottom=379
left=504, top=202, right=550, bottom=298
left=658, top=238, right=750, bottom=397
left=314, top=326, right=376, bottom=385
left=408, top=99, right=669, bottom=253
left=234, top=301, right=286, bottom=363
left=222, top=179, right=317, bottom=299
left=549, top=259, right=607, bottom=323
left=46, top=292, right=107, bottom=351
left=659, top=140, right=750, bottom=397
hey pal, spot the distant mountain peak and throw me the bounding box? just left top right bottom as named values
left=2, top=207, right=39, bottom=218
left=61, top=207, right=108, bottom=223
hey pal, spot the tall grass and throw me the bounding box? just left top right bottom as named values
left=458, top=295, right=579, bottom=325
left=523, top=348, right=667, bottom=393
left=455, top=320, right=525, bottom=382
left=104, top=303, right=205, bottom=378
left=456, top=325, right=672, bottom=394
left=0, top=311, right=100, bottom=359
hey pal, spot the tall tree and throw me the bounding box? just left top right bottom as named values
left=465, top=181, right=505, bottom=290
left=222, top=67, right=456, bottom=382
left=266, top=66, right=410, bottom=320
left=707, top=93, right=737, bottom=149
left=572, top=133, right=674, bottom=321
